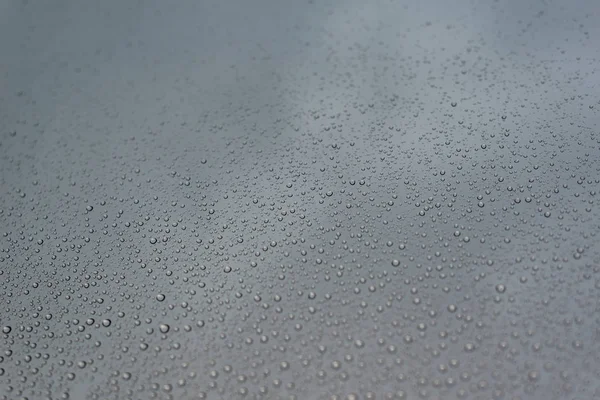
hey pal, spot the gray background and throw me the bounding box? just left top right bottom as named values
left=1, top=0, right=599, bottom=399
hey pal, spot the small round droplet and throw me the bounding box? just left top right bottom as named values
left=528, top=370, right=539, bottom=381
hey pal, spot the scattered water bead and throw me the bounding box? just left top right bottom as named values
left=159, top=324, right=170, bottom=333
left=572, top=340, right=584, bottom=350
left=527, top=370, right=540, bottom=382
left=156, top=294, right=165, bottom=301
left=2, top=326, right=11, bottom=334
left=495, top=284, right=506, bottom=293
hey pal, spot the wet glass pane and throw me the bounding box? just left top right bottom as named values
left=1, top=0, right=599, bottom=399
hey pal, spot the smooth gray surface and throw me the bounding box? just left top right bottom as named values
left=1, top=0, right=600, bottom=399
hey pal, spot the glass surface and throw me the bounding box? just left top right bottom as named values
left=1, top=0, right=599, bottom=399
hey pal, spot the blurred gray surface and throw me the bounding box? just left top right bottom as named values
left=1, top=0, right=600, bottom=399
